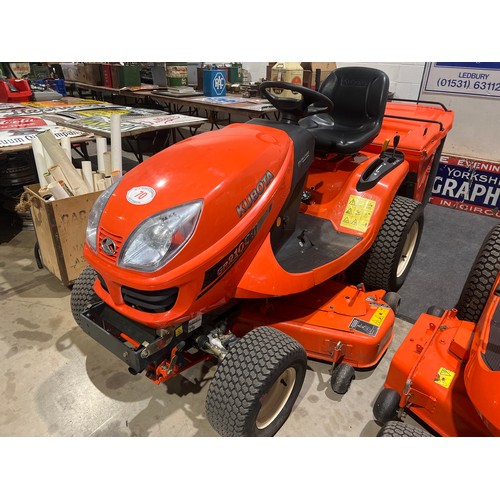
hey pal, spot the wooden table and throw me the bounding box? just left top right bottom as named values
left=65, top=82, right=277, bottom=129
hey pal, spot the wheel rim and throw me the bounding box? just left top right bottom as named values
left=397, top=221, right=419, bottom=278
left=256, top=367, right=296, bottom=429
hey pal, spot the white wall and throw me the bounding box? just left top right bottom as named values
left=240, top=61, right=500, bottom=162
left=241, top=62, right=426, bottom=98
left=419, top=64, right=500, bottom=161
left=336, top=62, right=425, bottom=99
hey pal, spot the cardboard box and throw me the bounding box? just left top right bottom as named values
left=110, top=64, right=141, bottom=88
left=25, top=184, right=101, bottom=286
left=61, top=63, right=102, bottom=85
left=301, top=62, right=337, bottom=89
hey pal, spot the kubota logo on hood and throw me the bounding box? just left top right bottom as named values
left=236, top=170, right=274, bottom=217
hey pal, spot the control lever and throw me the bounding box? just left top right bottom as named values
left=391, top=134, right=400, bottom=160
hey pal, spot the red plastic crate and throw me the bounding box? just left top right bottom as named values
left=0, top=78, right=32, bottom=103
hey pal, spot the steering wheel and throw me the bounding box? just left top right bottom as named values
left=260, top=81, right=333, bottom=122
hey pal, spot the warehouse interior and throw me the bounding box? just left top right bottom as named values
left=2, top=6, right=499, bottom=499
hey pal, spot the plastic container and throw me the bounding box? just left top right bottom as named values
left=271, top=62, right=304, bottom=99
left=203, top=67, right=227, bottom=97
left=0, top=78, right=32, bottom=103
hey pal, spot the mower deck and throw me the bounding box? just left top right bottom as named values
left=231, top=279, right=395, bottom=368
left=383, top=309, right=491, bottom=436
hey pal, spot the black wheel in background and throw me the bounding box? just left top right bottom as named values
left=373, top=388, right=401, bottom=423
left=330, top=362, right=355, bottom=394
left=377, top=420, right=433, bottom=437
left=426, top=305, right=446, bottom=317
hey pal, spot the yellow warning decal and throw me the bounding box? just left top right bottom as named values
left=434, top=367, right=455, bottom=388
left=340, top=195, right=376, bottom=232
left=175, top=326, right=183, bottom=337
left=369, top=307, right=390, bottom=327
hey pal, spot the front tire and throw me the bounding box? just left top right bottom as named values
left=205, top=327, right=307, bottom=437
left=71, top=266, right=99, bottom=328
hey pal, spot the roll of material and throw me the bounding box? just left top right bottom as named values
left=31, top=136, right=48, bottom=187
left=103, top=151, right=112, bottom=177
left=43, top=172, right=55, bottom=185
left=93, top=172, right=104, bottom=191
left=104, top=176, right=112, bottom=188
left=96, top=178, right=107, bottom=191
left=36, top=130, right=89, bottom=195
left=47, top=180, right=70, bottom=200
left=110, top=114, right=123, bottom=175
left=111, top=170, right=122, bottom=184
left=96, top=137, right=107, bottom=173
left=82, top=161, right=94, bottom=193
left=48, top=165, right=72, bottom=195
left=60, top=136, right=72, bottom=160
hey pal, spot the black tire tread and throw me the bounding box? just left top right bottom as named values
left=71, top=266, right=99, bottom=328
left=455, top=223, right=500, bottom=323
left=205, top=326, right=307, bottom=437
left=377, top=420, right=432, bottom=437
left=347, top=196, right=423, bottom=291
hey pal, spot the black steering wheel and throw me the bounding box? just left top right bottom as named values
left=260, top=81, right=333, bottom=122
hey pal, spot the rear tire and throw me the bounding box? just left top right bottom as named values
left=71, top=266, right=99, bottom=329
left=205, top=326, right=307, bottom=437
left=347, top=196, right=424, bottom=292
left=455, top=223, right=500, bottom=323
left=377, top=420, right=433, bottom=437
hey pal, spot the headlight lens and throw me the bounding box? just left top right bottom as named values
left=118, top=200, right=203, bottom=272
left=86, top=181, right=121, bottom=252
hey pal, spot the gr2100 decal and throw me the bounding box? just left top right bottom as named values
left=198, top=207, right=271, bottom=299
left=236, top=170, right=274, bottom=217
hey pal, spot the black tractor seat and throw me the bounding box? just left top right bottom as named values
left=300, top=66, right=390, bottom=155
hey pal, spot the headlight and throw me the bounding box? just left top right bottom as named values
left=118, top=200, right=203, bottom=272
left=86, top=181, right=121, bottom=252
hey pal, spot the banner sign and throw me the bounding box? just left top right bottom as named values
left=430, top=155, right=500, bottom=219
left=424, top=62, right=500, bottom=98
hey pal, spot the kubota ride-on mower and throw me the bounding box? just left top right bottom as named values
left=374, top=223, right=500, bottom=437
left=71, top=67, right=445, bottom=437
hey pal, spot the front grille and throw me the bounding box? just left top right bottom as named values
left=98, top=228, right=124, bottom=264
left=122, top=286, right=179, bottom=313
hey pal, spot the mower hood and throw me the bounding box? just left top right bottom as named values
left=94, top=123, right=293, bottom=272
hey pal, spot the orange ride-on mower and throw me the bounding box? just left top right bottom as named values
left=71, top=69, right=432, bottom=436
left=373, top=223, right=500, bottom=437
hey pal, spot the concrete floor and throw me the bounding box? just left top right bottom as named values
left=0, top=224, right=428, bottom=437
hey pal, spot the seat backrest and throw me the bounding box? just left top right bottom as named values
left=319, top=66, right=389, bottom=126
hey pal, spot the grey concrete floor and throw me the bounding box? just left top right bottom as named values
left=0, top=225, right=428, bottom=437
